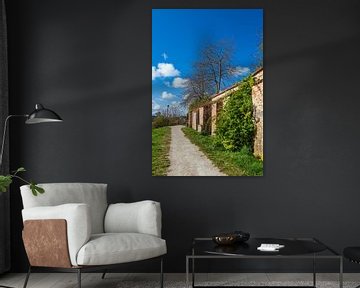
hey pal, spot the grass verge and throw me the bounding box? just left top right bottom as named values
left=152, top=126, right=171, bottom=176
left=182, top=127, right=263, bottom=176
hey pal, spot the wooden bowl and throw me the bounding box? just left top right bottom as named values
left=212, top=234, right=237, bottom=245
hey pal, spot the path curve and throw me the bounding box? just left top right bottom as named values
left=167, top=125, right=225, bottom=176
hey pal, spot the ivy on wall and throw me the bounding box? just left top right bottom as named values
left=215, top=76, right=255, bottom=151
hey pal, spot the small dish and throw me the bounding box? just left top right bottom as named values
left=212, top=233, right=237, bottom=245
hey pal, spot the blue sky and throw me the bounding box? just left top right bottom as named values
left=152, top=9, right=263, bottom=115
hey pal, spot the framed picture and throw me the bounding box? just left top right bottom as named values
left=152, top=9, right=263, bottom=176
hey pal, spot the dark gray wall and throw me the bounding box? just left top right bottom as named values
left=5, top=0, right=360, bottom=272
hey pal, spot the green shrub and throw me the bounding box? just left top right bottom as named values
left=152, top=115, right=170, bottom=128
left=200, top=116, right=212, bottom=136
left=215, top=76, right=255, bottom=151
left=152, top=115, right=186, bottom=128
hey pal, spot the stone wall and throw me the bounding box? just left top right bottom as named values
left=211, top=102, right=217, bottom=134
left=188, top=68, right=263, bottom=157
left=251, top=69, right=263, bottom=159
left=198, top=107, right=204, bottom=132
left=191, top=111, right=197, bottom=130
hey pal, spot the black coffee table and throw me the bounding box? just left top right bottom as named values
left=186, top=237, right=343, bottom=288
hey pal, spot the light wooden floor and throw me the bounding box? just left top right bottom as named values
left=0, top=273, right=359, bottom=288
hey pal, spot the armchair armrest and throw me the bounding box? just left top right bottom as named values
left=22, top=203, right=91, bottom=266
left=104, top=200, right=162, bottom=237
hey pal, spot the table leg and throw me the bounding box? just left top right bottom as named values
left=192, top=257, right=195, bottom=288
left=339, top=257, right=343, bottom=288
left=313, top=254, right=316, bottom=287
left=186, top=257, right=189, bottom=288
left=192, top=246, right=195, bottom=288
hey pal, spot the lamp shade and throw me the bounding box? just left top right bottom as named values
left=25, top=104, right=63, bottom=124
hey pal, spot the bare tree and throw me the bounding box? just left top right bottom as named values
left=158, top=103, right=186, bottom=118
left=182, top=39, right=238, bottom=107
left=182, top=64, right=211, bottom=106
left=250, top=31, right=263, bottom=71
left=199, top=40, right=236, bottom=93
left=167, top=104, right=186, bottom=118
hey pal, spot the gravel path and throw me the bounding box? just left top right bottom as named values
left=167, top=125, right=225, bottom=176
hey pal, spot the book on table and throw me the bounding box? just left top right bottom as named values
left=257, top=243, right=285, bottom=251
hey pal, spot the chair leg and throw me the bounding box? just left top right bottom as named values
left=101, top=270, right=107, bottom=279
left=77, top=269, right=81, bottom=288
left=23, top=266, right=31, bottom=288
left=160, top=257, right=164, bottom=288
left=0, top=283, right=15, bottom=288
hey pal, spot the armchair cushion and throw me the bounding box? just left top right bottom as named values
left=104, top=200, right=162, bottom=237
left=22, top=203, right=91, bottom=266
left=76, top=233, right=167, bottom=266
left=21, top=183, right=108, bottom=234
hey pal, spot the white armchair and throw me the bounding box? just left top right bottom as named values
left=20, top=183, right=166, bottom=288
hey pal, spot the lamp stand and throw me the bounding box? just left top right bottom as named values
left=0, top=105, right=62, bottom=287
left=0, top=114, right=28, bottom=169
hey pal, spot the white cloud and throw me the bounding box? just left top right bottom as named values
left=152, top=100, right=161, bottom=111
left=232, top=66, right=250, bottom=77
left=183, top=94, right=189, bottom=100
left=164, top=81, right=171, bottom=87
left=162, top=52, right=168, bottom=61
left=171, top=101, right=179, bottom=105
left=172, top=77, right=189, bottom=88
left=152, top=63, right=180, bottom=80
left=152, top=66, right=157, bottom=80
left=161, top=91, right=175, bottom=99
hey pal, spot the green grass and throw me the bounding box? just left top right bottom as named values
left=182, top=127, right=263, bottom=176
left=152, top=126, right=171, bottom=176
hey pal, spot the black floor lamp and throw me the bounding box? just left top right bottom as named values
left=0, top=103, right=63, bottom=167
left=0, top=103, right=62, bottom=288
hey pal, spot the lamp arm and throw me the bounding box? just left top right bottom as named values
left=0, top=114, right=28, bottom=169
